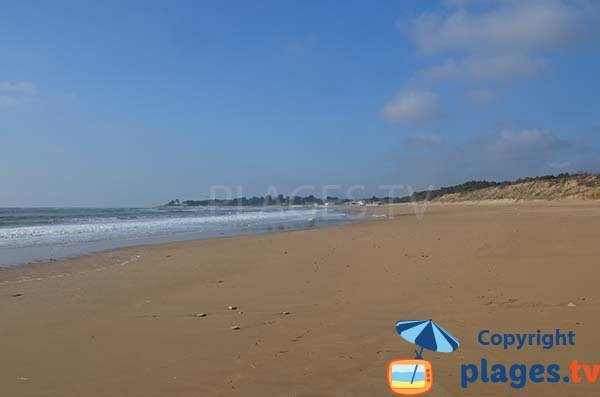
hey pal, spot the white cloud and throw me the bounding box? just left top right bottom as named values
left=466, top=129, right=573, bottom=178
left=424, top=54, right=548, bottom=81
left=0, top=81, right=36, bottom=95
left=406, top=1, right=595, bottom=82
left=411, top=2, right=583, bottom=54
left=442, top=0, right=497, bottom=8
left=467, top=88, right=497, bottom=103
left=383, top=90, right=440, bottom=122
left=0, top=81, right=36, bottom=108
left=397, top=128, right=578, bottom=183
left=0, top=96, right=19, bottom=107
left=549, top=161, right=572, bottom=169
left=483, top=129, right=569, bottom=153
left=405, top=134, right=444, bottom=148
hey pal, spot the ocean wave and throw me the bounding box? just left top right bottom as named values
left=0, top=208, right=346, bottom=248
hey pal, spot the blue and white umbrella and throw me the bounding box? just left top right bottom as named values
left=395, top=319, right=460, bottom=385
left=395, top=319, right=460, bottom=357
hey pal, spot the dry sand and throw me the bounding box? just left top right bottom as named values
left=1, top=202, right=600, bottom=396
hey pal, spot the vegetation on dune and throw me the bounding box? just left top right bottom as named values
left=432, top=173, right=600, bottom=202
left=401, top=173, right=593, bottom=202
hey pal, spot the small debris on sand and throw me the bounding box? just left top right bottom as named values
left=196, top=313, right=207, bottom=317
left=12, top=293, right=23, bottom=297
left=231, top=325, right=240, bottom=330
left=281, top=311, right=291, bottom=315
left=228, top=305, right=238, bottom=310
left=567, top=302, right=577, bottom=308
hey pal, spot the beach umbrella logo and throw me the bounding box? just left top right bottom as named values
left=387, top=319, right=460, bottom=396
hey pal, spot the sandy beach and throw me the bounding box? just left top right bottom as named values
left=2, top=202, right=600, bottom=397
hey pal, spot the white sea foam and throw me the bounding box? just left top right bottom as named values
left=0, top=208, right=347, bottom=248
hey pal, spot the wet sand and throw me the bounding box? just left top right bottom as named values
left=1, top=202, right=600, bottom=396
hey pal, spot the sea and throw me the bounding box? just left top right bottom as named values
left=0, top=206, right=366, bottom=267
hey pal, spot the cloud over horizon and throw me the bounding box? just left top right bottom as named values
left=400, top=128, right=579, bottom=185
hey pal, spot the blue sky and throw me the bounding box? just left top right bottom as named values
left=1, top=0, right=599, bottom=206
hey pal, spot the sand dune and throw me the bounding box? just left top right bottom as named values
left=436, top=174, right=600, bottom=202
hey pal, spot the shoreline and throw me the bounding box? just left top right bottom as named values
left=0, top=215, right=383, bottom=283
left=2, top=199, right=599, bottom=278
left=0, top=206, right=369, bottom=269
left=2, top=202, right=600, bottom=396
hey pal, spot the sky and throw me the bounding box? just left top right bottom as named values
left=1, top=0, right=600, bottom=207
